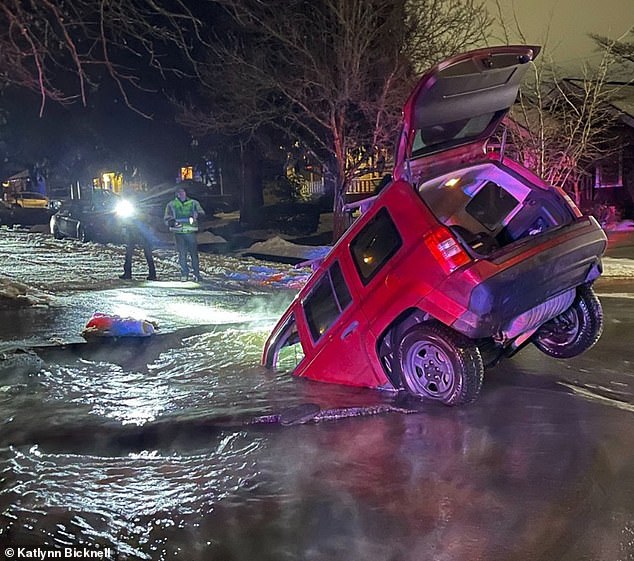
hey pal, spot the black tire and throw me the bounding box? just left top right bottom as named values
left=395, top=323, right=484, bottom=406
left=52, top=223, right=63, bottom=239
left=533, top=284, right=603, bottom=359
left=77, top=223, right=88, bottom=242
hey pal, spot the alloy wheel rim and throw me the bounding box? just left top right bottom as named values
left=538, top=308, right=580, bottom=348
left=404, top=341, right=455, bottom=398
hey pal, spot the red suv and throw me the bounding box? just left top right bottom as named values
left=262, top=45, right=607, bottom=406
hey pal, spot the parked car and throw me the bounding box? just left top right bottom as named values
left=50, top=189, right=123, bottom=243
left=5, top=191, right=50, bottom=209
left=0, top=193, right=52, bottom=227
left=262, top=45, right=607, bottom=406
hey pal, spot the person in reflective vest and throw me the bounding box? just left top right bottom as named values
left=163, top=186, right=206, bottom=281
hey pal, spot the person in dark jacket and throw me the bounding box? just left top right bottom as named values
left=163, top=186, right=205, bottom=281
left=117, top=193, right=157, bottom=281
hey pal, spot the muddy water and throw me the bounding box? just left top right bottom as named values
left=1, top=231, right=634, bottom=560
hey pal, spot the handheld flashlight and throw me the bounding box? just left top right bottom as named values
left=115, top=199, right=135, bottom=219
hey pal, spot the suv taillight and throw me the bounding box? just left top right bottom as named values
left=424, top=227, right=471, bottom=273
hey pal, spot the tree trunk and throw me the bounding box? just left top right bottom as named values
left=332, top=183, right=350, bottom=242
left=331, top=120, right=352, bottom=242
left=238, top=143, right=264, bottom=227
left=572, top=180, right=581, bottom=208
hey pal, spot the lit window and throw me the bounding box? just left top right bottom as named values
left=180, top=166, right=194, bottom=181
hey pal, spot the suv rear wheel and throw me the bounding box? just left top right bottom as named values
left=533, top=284, right=603, bottom=359
left=395, top=323, right=484, bottom=405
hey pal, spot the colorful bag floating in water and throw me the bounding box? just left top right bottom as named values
left=82, top=313, right=158, bottom=338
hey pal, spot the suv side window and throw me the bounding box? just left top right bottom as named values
left=350, top=207, right=402, bottom=284
left=264, top=313, right=304, bottom=371
left=303, top=260, right=352, bottom=342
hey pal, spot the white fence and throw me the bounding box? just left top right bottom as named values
left=299, top=179, right=326, bottom=199
left=298, top=177, right=379, bottom=199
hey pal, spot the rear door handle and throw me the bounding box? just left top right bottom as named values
left=341, top=320, right=359, bottom=340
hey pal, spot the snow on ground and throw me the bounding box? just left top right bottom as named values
left=0, top=277, right=52, bottom=307
left=602, top=257, right=634, bottom=278
left=0, top=229, right=314, bottom=306
left=241, top=236, right=331, bottom=261
left=604, top=219, right=634, bottom=232
left=196, top=230, right=228, bottom=244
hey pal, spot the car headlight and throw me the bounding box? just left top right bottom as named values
left=115, top=199, right=135, bottom=219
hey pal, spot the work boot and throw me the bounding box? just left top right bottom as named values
left=119, top=273, right=132, bottom=280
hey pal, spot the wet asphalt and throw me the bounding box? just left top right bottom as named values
left=0, top=229, right=634, bottom=560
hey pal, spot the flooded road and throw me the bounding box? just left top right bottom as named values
left=1, top=230, right=634, bottom=560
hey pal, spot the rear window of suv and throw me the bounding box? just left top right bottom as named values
left=350, top=207, right=402, bottom=285
left=465, top=181, right=520, bottom=230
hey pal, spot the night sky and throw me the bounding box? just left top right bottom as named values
left=487, top=0, right=633, bottom=70
left=1, top=77, right=192, bottom=190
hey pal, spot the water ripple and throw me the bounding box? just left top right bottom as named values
left=1, top=435, right=264, bottom=555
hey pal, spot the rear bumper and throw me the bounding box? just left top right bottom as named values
left=450, top=216, right=606, bottom=338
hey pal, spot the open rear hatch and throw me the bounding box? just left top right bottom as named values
left=394, top=45, right=540, bottom=181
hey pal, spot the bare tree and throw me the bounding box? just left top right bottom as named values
left=178, top=0, right=491, bottom=239
left=0, top=0, right=204, bottom=117
left=591, top=29, right=634, bottom=65
left=493, top=2, right=626, bottom=206
left=506, top=50, right=623, bottom=205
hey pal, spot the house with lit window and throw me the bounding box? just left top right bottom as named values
left=497, top=80, right=634, bottom=222
left=584, top=80, right=634, bottom=220
left=285, top=147, right=392, bottom=204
